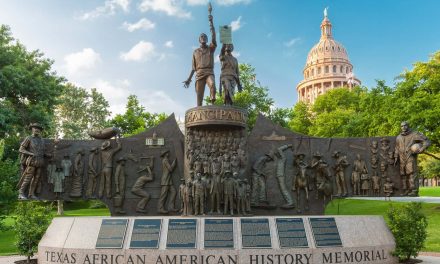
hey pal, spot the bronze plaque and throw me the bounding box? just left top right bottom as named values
left=241, top=218, right=271, bottom=248
left=276, top=218, right=308, bottom=248
left=129, top=219, right=162, bottom=248
left=204, top=219, right=234, bottom=249
left=166, top=219, right=197, bottom=249
left=95, top=219, right=128, bottom=248
left=309, top=217, right=342, bottom=247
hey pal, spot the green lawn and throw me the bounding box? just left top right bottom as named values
left=419, top=186, right=440, bottom=197
left=325, top=199, right=440, bottom=252
left=0, top=201, right=110, bottom=255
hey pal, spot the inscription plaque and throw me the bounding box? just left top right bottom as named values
left=129, top=219, right=161, bottom=248
left=204, top=219, right=234, bottom=249
left=276, top=218, right=309, bottom=248
left=95, top=219, right=128, bottom=249
left=309, top=217, right=342, bottom=247
left=166, top=219, right=197, bottom=249
left=241, top=218, right=271, bottom=248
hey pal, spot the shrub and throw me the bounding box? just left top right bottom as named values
left=387, top=202, right=428, bottom=262
left=14, top=202, right=52, bottom=263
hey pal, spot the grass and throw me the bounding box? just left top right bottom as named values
left=0, top=201, right=110, bottom=255
left=419, top=186, right=440, bottom=197
left=326, top=199, right=440, bottom=252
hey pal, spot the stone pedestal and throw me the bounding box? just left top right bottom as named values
left=38, top=216, right=397, bottom=264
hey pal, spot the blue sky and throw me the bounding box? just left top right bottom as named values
left=0, top=0, right=439, bottom=118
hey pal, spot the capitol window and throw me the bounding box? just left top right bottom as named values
left=325, top=66, right=329, bottom=73
left=318, top=67, right=321, bottom=74
left=333, top=65, right=336, bottom=73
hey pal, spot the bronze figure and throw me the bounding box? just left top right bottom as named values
left=192, top=173, right=206, bottom=215
left=274, top=144, right=295, bottom=209
left=394, top=121, right=430, bottom=196
left=70, top=149, right=85, bottom=198
left=131, top=166, right=154, bottom=213
left=332, top=151, right=349, bottom=197
left=183, top=5, right=217, bottom=106
left=293, top=153, right=310, bottom=213
left=219, top=43, right=242, bottom=105
left=113, top=156, right=127, bottom=214
left=98, top=138, right=121, bottom=198
left=251, top=154, right=272, bottom=206
left=351, top=154, right=367, bottom=196
left=86, top=147, right=99, bottom=198
left=158, top=150, right=177, bottom=214
left=18, top=123, right=47, bottom=199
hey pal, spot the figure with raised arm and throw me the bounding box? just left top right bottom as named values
left=183, top=3, right=217, bottom=106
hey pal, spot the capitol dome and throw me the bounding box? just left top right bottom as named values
left=296, top=11, right=361, bottom=104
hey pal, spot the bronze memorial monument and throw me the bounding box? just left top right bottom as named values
left=21, top=5, right=430, bottom=264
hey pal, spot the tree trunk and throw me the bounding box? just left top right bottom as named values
left=27, top=255, right=30, bottom=264
left=57, top=200, right=64, bottom=216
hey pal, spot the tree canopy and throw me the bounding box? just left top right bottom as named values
left=110, top=95, right=167, bottom=137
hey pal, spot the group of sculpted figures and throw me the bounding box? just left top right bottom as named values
left=249, top=121, right=430, bottom=212
left=17, top=121, right=431, bottom=215
left=182, top=128, right=250, bottom=216
left=183, top=4, right=242, bottom=107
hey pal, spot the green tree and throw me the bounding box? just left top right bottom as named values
left=387, top=203, right=428, bottom=262
left=55, top=84, right=110, bottom=139
left=392, top=51, right=440, bottom=149
left=110, top=95, right=167, bottom=137
left=212, top=63, right=290, bottom=129
left=0, top=25, right=64, bottom=159
left=288, top=101, right=312, bottom=135
left=14, top=202, right=52, bottom=263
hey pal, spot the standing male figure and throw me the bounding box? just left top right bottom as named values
left=183, top=11, right=217, bottom=106
left=158, top=150, right=177, bottom=214
left=332, top=151, right=349, bottom=197
left=251, top=153, right=273, bottom=206
left=86, top=147, right=99, bottom=198
left=219, top=43, right=242, bottom=105
left=192, top=173, right=206, bottom=215
left=352, top=154, right=367, bottom=196
left=99, top=138, right=121, bottom=198
left=394, top=121, right=430, bottom=196
left=18, top=123, right=47, bottom=199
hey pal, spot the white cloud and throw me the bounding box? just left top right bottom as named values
left=64, top=48, right=101, bottom=75
left=187, top=0, right=251, bottom=5
left=78, top=0, right=130, bottom=20
left=140, top=91, right=186, bottom=115
left=122, top=18, right=155, bottom=32
left=92, top=79, right=130, bottom=116
left=216, top=0, right=251, bottom=6
left=232, top=51, right=240, bottom=57
left=284, top=37, right=301, bottom=47
left=138, top=0, right=191, bottom=19
left=186, top=0, right=208, bottom=5
left=120, top=41, right=156, bottom=61
left=230, top=16, right=242, bottom=32
left=164, top=41, right=174, bottom=48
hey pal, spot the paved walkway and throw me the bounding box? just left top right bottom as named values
left=348, top=196, right=440, bottom=203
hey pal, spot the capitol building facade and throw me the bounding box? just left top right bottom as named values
left=296, top=11, right=361, bottom=104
